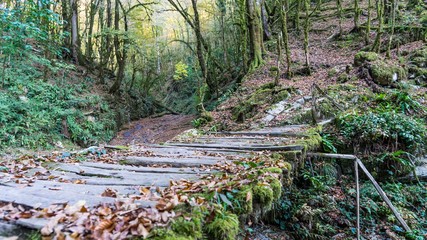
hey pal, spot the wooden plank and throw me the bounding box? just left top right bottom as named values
left=80, top=162, right=212, bottom=174
left=0, top=185, right=115, bottom=208
left=49, top=163, right=209, bottom=181
left=0, top=183, right=157, bottom=209
left=120, top=156, right=223, bottom=167
left=356, top=159, right=411, bottom=232
left=212, top=131, right=308, bottom=137
left=140, top=145, right=251, bottom=157
left=167, top=143, right=304, bottom=151
left=47, top=169, right=202, bottom=187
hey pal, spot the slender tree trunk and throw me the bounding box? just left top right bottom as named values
left=386, top=0, right=396, bottom=58
left=261, top=1, right=271, bottom=40
left=337, top=0, right=343, bottom=37
left=275, top=33, right=282, bottom=86
left=372, top=0, right=384, bottom=52
left=70, top=0, right=79, bottom=64
left=109, top=0, right=127, bottom=94
left=304, top=0, right=311, bottom=75
left=280, top=0, right=291, bottom=78
left=87, top=0, right=99, bottom=63
left=295, top=0, right=301, bottom=32
left=247, top=0, right=263, bottom=70
left=365, top=0, right=372, bottom=45
left=353, top=0, right=360, bottom=31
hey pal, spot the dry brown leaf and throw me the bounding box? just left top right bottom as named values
left=137, top=223, right=149, bottom=238
left=94, top=219, right=114, bottom=231
left=246, top=191, right=252, bottom=202
left=101, top=188, right=118, bottom=198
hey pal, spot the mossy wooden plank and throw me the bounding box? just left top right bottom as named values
left=167, top=143, right=304, bottom=151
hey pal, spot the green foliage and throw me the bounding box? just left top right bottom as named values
left=354, top=51, right=379, bottom=66
left=0, top=60, right=115, bottom=150
left=252, top=185, right=274, bottom=209
left=173, top=61, right=189, bottom=81
left=205, top=211, right=239, bottom=240
left=337, top=111, right=426, bottom=153
left=171, top=215, right=203, bottom=239
left=320, top=133, right=337, bottom=153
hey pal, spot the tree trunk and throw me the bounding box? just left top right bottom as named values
left=280, top=0, right=291, bottom=78
left=365, top=0, right=372, bottom=45
left=70, top=0, right=79, bottom=64
left=372, top=0, right=384, bottom=53
left=261, top=1, right=271, bottom=40
left=86, top=0, right=99, bottom=63
left=386, top=0, right=396, bottom=58
left=247, top=0, right=263, bottom=70
left=353, top=0, right=360, bottom=31
left=303, top=0, right=311, bottom=75
left=109, top=0, right=127, bottom=94
left=337, top=0, right=343, bottom=37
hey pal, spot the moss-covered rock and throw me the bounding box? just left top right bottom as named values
left=260, top=167, right=283, bottom=175
left=354, top=51, right=379, bottom=66
left=205, top=211, right=239, bottom=240
left=231, top=86, right=291, bottom=122
left=267, top=178, right=282, bottom=200
left=408, top=47, right=427, bottom=85
left=235, top=186, right=253, bottom=214
left=369, top=61, right=407, bottom=86
left=252, top=185, right=274, bottom=210
left=171, top=215, right=203, bottom=239
left=150, top=229, right=193, bottom=240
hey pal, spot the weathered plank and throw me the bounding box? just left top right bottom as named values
left=120, top=156, right=223, bottom=168
left=167, top=143, right=304, bottom=151
left=45, top=169, right=201, bottom=187
left=79, top=162, right=211, bottom=174
left=139, top=145, right=251, bottom=157
left=212, top=126, right=309, bottom=137
left=1, top=180, right=158, bottom=208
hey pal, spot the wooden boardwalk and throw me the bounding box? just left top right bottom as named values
left=0, top=129, right=306, bottom=238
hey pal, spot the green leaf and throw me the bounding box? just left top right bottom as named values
left=219, top=193, right=233, bottom=208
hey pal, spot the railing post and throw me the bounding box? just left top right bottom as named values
left=355, top=159, right=360, bottom=240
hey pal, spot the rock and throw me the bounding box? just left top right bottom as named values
left=408, top=47, right=427, bottom=85
left=354, top=51, right=379, bottom=67
left=369, top=61, right=407, bottom=86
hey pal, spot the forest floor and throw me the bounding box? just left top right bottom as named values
left=110, top=115, right=195, bottom=145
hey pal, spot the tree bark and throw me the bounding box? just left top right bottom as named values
left=247, top=0, right=263, bottom=70
left=70, top=0, right=79, bottom=64
left=303, top=0, right=311, bottom=75
left=280, top=0, right=291, bottom=78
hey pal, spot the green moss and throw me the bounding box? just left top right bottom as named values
left=274, top=90, right=290, bottom=102
left=337, top=73, right=349, bottom=83
left=354, top=51, right=379, bottom=66
left=205, top=211, right=239, bottom=240
left=200, top=111, right=213, bottom=122
left=232, top=86, right=290, bottom=122
left=260, top=167, right=283, bottom=175
left=149, top=229, right=193, bottom=240
left=171, top=215, right=202, bottom=239
left=369, top=61, right=407, bottom=86
left=267, top=177, right=282, bottom=200
left=235, top=185, right=253, bottom=214
left=297, top=127, right=322, bottom=151
left=252, top=184, right=274, bottom=210
left=281, top=151, right=299, bottom=161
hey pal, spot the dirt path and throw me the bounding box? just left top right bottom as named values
left=109, top=114, right=195, bottom=145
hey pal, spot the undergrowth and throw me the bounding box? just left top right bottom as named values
left=0, top=59, right=116, bottom=150
left=277, top=164, right=427, bottom=239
